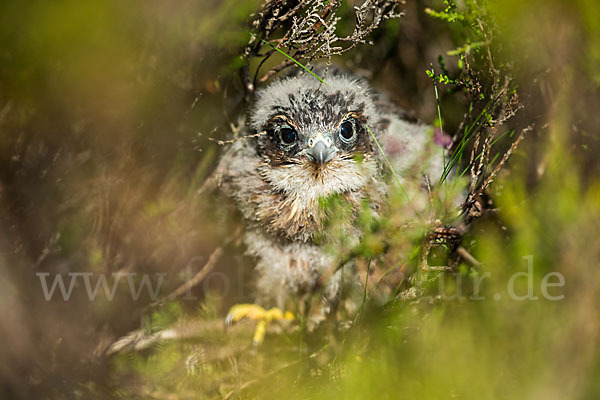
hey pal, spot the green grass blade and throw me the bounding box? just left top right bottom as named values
left=261, top=40, right=327, bottom=85
left=440, top=99, right=494, bottom=182
left=433, top=77, right=446, bottom=182
left=367, top=125, right=411, bottom=203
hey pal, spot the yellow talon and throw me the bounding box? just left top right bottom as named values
left=253, top=319, right=267, bottom=345
left=225, top=304, right=294, bottom=346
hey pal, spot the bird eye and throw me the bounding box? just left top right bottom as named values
left=279, top=127, right=297, bottom=145
left=339, top=120, right=355, bottom=142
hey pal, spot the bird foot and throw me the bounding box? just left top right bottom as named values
left=225, top=304, right=294, bottom=346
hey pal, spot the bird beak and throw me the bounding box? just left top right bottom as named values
left=306, top=140, right=335, bottom=166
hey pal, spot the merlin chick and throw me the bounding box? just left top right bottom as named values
left=217, top=69, right=446, bottom=344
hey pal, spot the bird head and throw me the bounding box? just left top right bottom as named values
left=249, top=73, right=382, bottom=200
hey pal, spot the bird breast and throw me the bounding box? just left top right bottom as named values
left=255, top=156, right=380, bottom=242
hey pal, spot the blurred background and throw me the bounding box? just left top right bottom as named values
left=0, top=0, right=599, bottom=399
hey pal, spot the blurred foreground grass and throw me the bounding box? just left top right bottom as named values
left=111, top=98, right=600, bottom=399
left=1, top=0, right=599, bottom=399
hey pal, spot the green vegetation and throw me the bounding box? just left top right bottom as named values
left=0, top=1, right=599, bottom=399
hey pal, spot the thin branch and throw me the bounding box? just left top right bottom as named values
left=166, top=247, right=223, bottom=300
left=472, top=125, right=531, bottom=199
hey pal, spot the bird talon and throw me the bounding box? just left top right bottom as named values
left=225, top=304, right=294, bottom=345
left=253, top=320, right=267, bottom=346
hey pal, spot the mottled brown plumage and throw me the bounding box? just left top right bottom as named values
left=217, top=69, right=444, bottom=310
